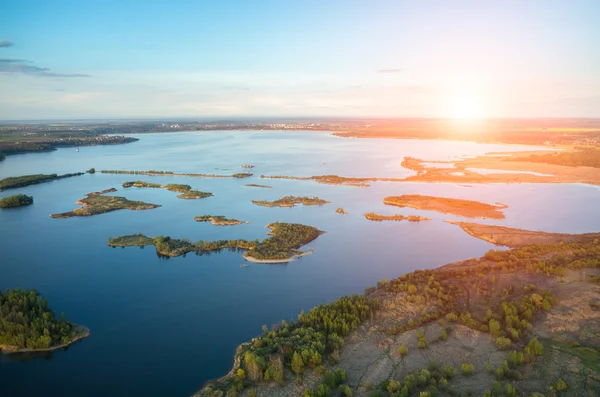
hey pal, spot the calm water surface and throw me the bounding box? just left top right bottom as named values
left=1, top=131, right=598, bottom=397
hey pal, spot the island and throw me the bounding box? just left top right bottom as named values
left=336, top=207, right=348, bottom=215
left=102, top=170, right=252, bottom=178
left=122, top=181, right=213, bottom=200
left=364, top=212, right=431, bottom=222
left=241, top=164, right=255, bottom=169
left=0, top=173, right=84, bottom=191
left=0, top=194, right=33, bottom=208
left=195, top=227, right=600, bottom=397
left=108, top=222, right=324, bottom=263
left=195, top=215, right=247, bottom=226
left=252, top=195, right=330, bottom=208
left=384, top=194, right=507, bottom=220
left=50, top=188, right=160, bottom=218
left=245, top=183, right=272, bottom=188
left=0, top=289, right=89, bottom=354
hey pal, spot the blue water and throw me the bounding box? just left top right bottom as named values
left=1, top=131, right=598, bottom=397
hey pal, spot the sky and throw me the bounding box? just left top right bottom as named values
left=1, top=0, right=599, bottom=120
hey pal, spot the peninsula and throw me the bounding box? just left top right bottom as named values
left=0, top=173, right=84, bottom=191
left=195, top=215, right=247, bottom=226
left=195, top=228, right=600, bottom=397
left=123, top=181, right=213, bottom=200
left=108, top=222, right=324, bottom=263
left=384, top=195, right=507, bottom=220
left=252, top=195, right=330, bottom=208
left=364, top=212, right=431, bottom=222
left=0, top=194, right=33, bottom=208
left=50, top=188, right=160, bottom=218
left=449, top=221, right=600, bottom=248
left=0, top=289, right=89, bottom=354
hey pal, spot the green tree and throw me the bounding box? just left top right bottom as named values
left=292, top=351, right=304, bottom=375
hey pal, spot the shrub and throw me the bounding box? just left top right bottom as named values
left=495, top=336, right=512, bottom=350
left=398, top=344, right=408, bottom=357
left=461, top=363, right=475, bottom=376
left=553, top=378, right=567, bottom=391
left=339, top=384, right=353, bottom=397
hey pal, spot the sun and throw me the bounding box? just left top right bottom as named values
left=447, top=93, right=485, bottom=120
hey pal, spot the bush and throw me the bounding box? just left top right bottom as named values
left=553, top=378, right=567, bottom=391
left=339, top=384, right=352, bottom=397
left=461, top=363, right=475, bottom=376
left=398, top=344, right=408, bottom=357
left=495, top=336, right=512, bottom=350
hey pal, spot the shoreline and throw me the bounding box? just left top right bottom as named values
left=0, top=325, right=90, bottom=355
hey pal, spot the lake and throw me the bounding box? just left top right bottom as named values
left=1, top=131, right=599, bottom=397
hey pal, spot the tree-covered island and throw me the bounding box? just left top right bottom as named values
left=364, top=212, right=431, bottom=222
left=252, top=196, right=330, bottom=208
left=0, top=289, right=89, bottom=353
left=0, top=173, right=84, bottom=191
left=195, top=215, right=247, bottom=226
left=108, top=222, right=324, bottom=263
left=0, top=194, right=33, bottom=208
left=50, top=189, right=160, bottom=218
left=122, top=181, right=213, bottom=200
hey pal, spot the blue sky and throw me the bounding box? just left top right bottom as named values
left=1, top=0, right=599, bottom=119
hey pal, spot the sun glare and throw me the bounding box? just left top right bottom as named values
left=448, top=94, right=485, bottom=120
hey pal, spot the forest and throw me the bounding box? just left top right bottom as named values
left=0, top=172, right=84, bottom=191
left=203, top=295, right=378, bottom=397
left=199, top=236, right=600, bottom=397
left=0, top=194, right=33, bottom=208
left=0, top=289, right=75, bottom=350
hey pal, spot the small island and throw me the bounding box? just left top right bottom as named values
left=245, top=183, right=272, bottom=188
left=123, top=181, right=213, bottom=200
left=0, top=194, right=33, bottom=208
left=241, top=164, right=255, bottom=168
left=195, top=215, right=247, bottom=226
left=102, top=169, right=252, bottom=178
left=364, top=212, right=431, bottom=222
left=108, top=222, right=324, bottom=263
left=252, top=195, right=330, bottom=208
left=50, top=189, right=160, bottom=218
left=336, top=207, right=348, bottom=214
left=384, top=194, right=507, bottom=219
left=0, top=172, right=84, bottom=191
left=0, top=289, right=89, bottom=354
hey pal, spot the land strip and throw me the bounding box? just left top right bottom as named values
left=0, top=173, right=84, bottom=191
